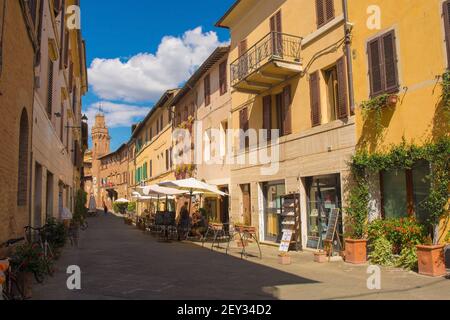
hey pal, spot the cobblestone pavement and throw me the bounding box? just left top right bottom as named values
left=33, top=214, right=450, bottom=300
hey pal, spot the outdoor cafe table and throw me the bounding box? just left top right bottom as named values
left=226, top=225, right=262, bottom=260
left=202, top=222, right=228, bottom=250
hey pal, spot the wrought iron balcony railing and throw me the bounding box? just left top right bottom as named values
left=230, top=32, right=303, bottom=86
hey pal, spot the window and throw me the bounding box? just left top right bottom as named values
left=309, top=71, right=321, bottom=127
left=239, top=107, right=249, bottom=150
left=204, top=74, right=211, bottom=106
left=17, top=109, right=29, bottom=206
left=150, top=127, right=153, bottom=141
left=381, top=161, right=431, bottom=222
left=47, top=59, right=54, bottom=118
left=219, top=61, right=227, bottom=95
left=316, top=0, right=335, bottom=28
left=367, top=30, right=399, bottom=97
left=150, top=160, right=153, bottom=178
left=443, top=0, right=450, bottom=68
left=160, top=115, right=164, bottom=131
left=324, top=57, right=348, bottom=122
left=272, top=85, right=292, bottom=137
left=262, top=96, right=272, bottom=141
left=166, top=149, right=170, bottom=171
left=270, top=10, right=282, bottom=56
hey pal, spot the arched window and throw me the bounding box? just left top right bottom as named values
left=17, top=109, right=29, bottom=206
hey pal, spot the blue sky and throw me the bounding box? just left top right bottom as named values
left=81, top=0, right=235, bottom=151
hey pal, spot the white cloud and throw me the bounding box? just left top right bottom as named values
left=88, top=27, right=228, bottom=103
left=85, top=102, right=150, bottom=129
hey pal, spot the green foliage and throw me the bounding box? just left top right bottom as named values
left=368, top=236, right=395, bottom=266
left=442, top=70, right=450, bottom=109
left=113, top=202, right=128, bottom=214
left=396, top=246, right=418, bottom=271
left=344, top=177, right=369, bottom=239
left=45, top=217, right=67, bottom=251
left=360, top=94, right=390, bottom=131
left=446, top=230, right=450, bottom=244
left=350, top=137, right=450, bottom=243
left=367, top=217, right=425, bottom=270
left=127, top=201, right=137, bottom=213
left=73, top=189, right=88, bottom=225
left=11, top=243, right=48, bottom=278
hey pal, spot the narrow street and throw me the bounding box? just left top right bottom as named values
left=33, top=215, right=450, bottom=300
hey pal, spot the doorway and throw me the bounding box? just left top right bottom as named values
left=34, top=163, right=42, bottom=228
left=241, top=184, right=251, bottom=226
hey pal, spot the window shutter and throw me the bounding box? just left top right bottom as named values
left=316, top=0, right=325, bottom=27
left=150, top=160, right=153, bottom=178
left=282, top=85, right=292, bottom=135
left=59, top=0, right=66, bottom=69
left=68, top=62, right=73, bottom=92
left=166, top=150, right=169, bottom=171
left=64, top=31, right=69, bottom=68
left=239, top=107, right=248, bottom=149
left=309, top=71, right=321, bottom=127
left=263, top=96, right=272, bottom=141
left=368, top=38, right=383, bottom=97
left=204, top=74, right=211, bottom=106
left=219, top=61, right=227, bottom=95
left=336, top=56, right=349, bottom=119
left=444, top=1, right=450, bottom=68
left=47, top=59, right=54, bottom=117
left=382, top=31, right=399, bottom=92
left=325, top=0, right=335, bottom=21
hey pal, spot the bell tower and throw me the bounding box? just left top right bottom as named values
left=91, top=110, right=110, bottom=207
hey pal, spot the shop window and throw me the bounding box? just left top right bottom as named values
left=263, top=181, right=285, bottom=243
left=381, top=161, right=431, bottom=222
left=306, top=174, right=342, bottom=250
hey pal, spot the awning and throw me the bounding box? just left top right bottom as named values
left=158, top=178, right=228, bottom=196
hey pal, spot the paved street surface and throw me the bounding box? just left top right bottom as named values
left=33, top=215, right=450, bottom=300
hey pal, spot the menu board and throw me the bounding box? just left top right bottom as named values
left=279, top=230, right=293, bottom=253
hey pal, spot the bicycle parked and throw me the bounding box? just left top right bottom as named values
left=24, top=226, right=54, bottom=283
left=1, top=238, right=26, bottom=300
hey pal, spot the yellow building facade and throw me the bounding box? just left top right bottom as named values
left=129, top=89, right=178, bottom=215
left=217, top=0, right=356, bottom=249
left=349, top=0, right=449, bottom=242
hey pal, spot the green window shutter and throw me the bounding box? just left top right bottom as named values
left=143, top=163, right=147, bottom=180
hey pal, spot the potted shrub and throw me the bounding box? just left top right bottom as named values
left=278, top=253, right=291, bottom=265
left=11, top=243, right=48, bottom=299
left=314, top=251, right=328, bottom=263
left=415, top=152, right=449, bottom=277
left=344, top=179, right=369, bottom=264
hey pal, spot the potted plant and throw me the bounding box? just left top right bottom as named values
left=278, top=252, right=291, bottom=265
left=415, top=152, right=449, bottom=277
left=11, top=243, right=48, bottom=299
left=314, top=251, right=328, bottom=263
left=344, top=179, right=369, bottom=264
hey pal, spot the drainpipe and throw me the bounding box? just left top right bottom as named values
left=342, top=0, right=355, bottom=115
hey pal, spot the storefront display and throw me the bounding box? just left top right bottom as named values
left=306, top=174, right=342, bottom=250
left=263, top=181, right=286, bottom=243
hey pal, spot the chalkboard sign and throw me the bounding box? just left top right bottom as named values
left=324, top=208, right=340, bottom=242
left=279, top=230, right=293, bottom=253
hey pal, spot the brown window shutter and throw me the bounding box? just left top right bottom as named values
left=239, top=107, right=249, bottom=149
left=368, top=38, right=383, bottom=97
left=68, top=62, right=73, bottom=92
left=64, top=31, right=70, bottom=68
left=444, top=1, right=450, bottom=68
left=336, top=56, right=349, bottom=119
left=382, top=31, right=399, bottom=92
left=59, top=0, right=66, bottom=69
left=219, top=61, right=227, bottom=95
left=47, top=59, right=54, bottom=117
left=282, top=85, right=292, bottom=135
left=238, top=39, right=247, bottom=56
left=316, top=0, right=325, bottom=28
left=204, top=74, right=211, bottom=106
left=263, top=96, right=272, bottom=141
left=325, top=0, right=335, bottom=22
left=309, top=71, right=321, bottom=127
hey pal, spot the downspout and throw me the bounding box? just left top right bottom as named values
left=342, top=0, right=355, bottom=115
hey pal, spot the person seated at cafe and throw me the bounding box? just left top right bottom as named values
left=190, top=210, right=207, bottom=238
left=177, top=202, right=191, bottom=240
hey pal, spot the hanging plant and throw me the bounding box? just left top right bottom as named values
left=360, top=94, right=398, bottom=132
left=442, top=70, right=450, bottom=109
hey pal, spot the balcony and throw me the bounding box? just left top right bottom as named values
left=230, top=32, right=303, bottom=94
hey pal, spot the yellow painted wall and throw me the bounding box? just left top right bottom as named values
left=349, top=0, right=448, bottom=151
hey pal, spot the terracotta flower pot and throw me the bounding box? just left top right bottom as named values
left=416, top=245, right=447, bottom=277
left=314, top=251, right=328, bottom=263
left=344, top=239, right=368, bottom=264
left=278, top=255, right=292, bottom=265
left=18, top=272, right=33, bottom=300
left=236, top=240, right=249, bottom=248
left=387, top=94, right=399, bottom=107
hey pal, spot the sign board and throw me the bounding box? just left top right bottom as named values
left=279, top=230, right=293, bottom=253
left=325, top=208, right=340, bottom=242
